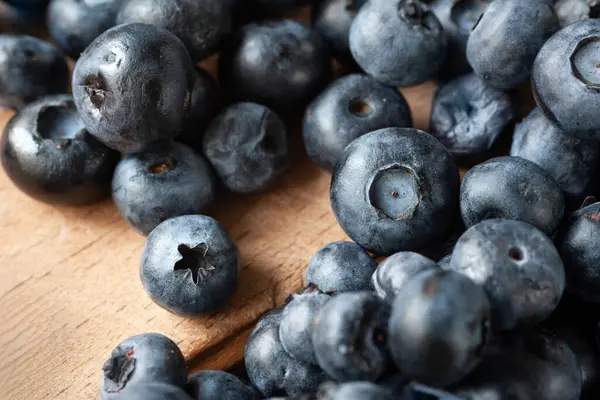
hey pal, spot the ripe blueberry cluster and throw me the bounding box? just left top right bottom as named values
left=3, top=0, right=600, bottom=399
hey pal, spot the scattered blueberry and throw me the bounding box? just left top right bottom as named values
left=186, top=370, right=261, bottom=400
left=554, top=0, right=600, bottom=27
left=316, top=381, right=395, bottom=400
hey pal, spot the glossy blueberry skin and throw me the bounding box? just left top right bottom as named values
left=460, top=156, right=566, bottom=236
left=114, top=383, right=193, bottom=400
left=139, top=215, right=239, bottom=316
left=532, top=20, right=600, bottom=140
left=100, top=333, right=187, bottom=400
left=112, top=142, right=216, bottom=236
left=467, top=0, right=559, bottom=90
left=430, top=73, right=514, bottom=156
left=72, top=23, right=195, bottom=154
left=46, top=0, right=121, bottom=59
left=202, top=102, right=288, bottom=193
left=116, top=0, right=229, bottom=61
left=349, top=0, right=447, bottom=87
left=219, top=19, right=332, bottom=112
left=1, top=95, right=119, bottom=205
left=372, top=251, right=439, bottom=304
left=554, top=0, right=600, bottom=27
left=313, top=291, right=390, bottom=382
left=279, top=287, right=331, bottom=365
left=245, top=309, right=327, bottom=397
left=305, top=241, right=378, bottom=293
left=330, top=128, right=460, bottom=256
left=389, top=269, right=491, bottom=387
left=557, top=202, right=600, bottom=303
left=450, top=219, right=565, bottom=330
left=0, top=35, right=69, bottom=109
left=186, top=370, right=261, bottom=400
left=316, top=381, right=395, bottom=400
left=303, top=74, right=413, bottom=171
left=510, top=107, right=599, bottom=203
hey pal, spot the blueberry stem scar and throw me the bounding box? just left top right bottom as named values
left=174, top=243, right=214, bottom=284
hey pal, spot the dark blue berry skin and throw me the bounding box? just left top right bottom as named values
left=430, top=73, right=514, bottom=157
left=467, top=0, right=559, bottom=90
left=556, top=202, right=600, bottom=303
left=330, top=128, right=460, bottom=256
left=450, top=219, right=565, bottom=330
left=245, top=309, right=327, bottom=397
left=349, top=0, right=447, bottom=87
left=372, top=252, right=439, bottom=304
left=202, top=102, right=288, bottom=193
left=186, top=370, right=261, bottom=400
left=139, top=215, right=239, bottom=316
left=0, top=35, right=69, bottom=109
left=510, top=107, right=599, bottom=204
left=100, top=333, right=187, bottom=400
left=112, top=142, right=216, bottom=236
left=303, top=74, right=413, bottom=171
left=116, top=0, right=230, bottom=62
left=460, top=156, right=566, bottom=236
left=46, top=0, right=121, bottom=59
left=554, top=0, right=600, bottom=27
left=219, top=20, right=332, bottom=112
left=437, top=254, right=452, bottom=269
left=113, top=383, right=193, bottom=400
left=532, top=20, right=600, bottom=140
left=305, top=241, right=378, bottom=294
left=313, top=292, right=390, bottom=382
left=389, top=269, right=491, bottom=387
left=1, top=95, right=119, bottom=205
left=316, top=381, right=395, bottom=400
left=403, top=383, right=463, bottom=400
left=72, top=23, right=195, bottom=154
left=279, top=286, right=331, bottom=365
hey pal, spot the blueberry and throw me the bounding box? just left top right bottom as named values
left=460, top=156, right=566, bottom=236
left=112, top=142, right=216, bottom=236
left=186, top=370, right=261, bottom=400
left=202, top=102, right=288, bottom=193
left=430, top=73, right=515, bottom=157
left=532, top=19, right=600, bottom=140
left=466, top=0, right=559, bottom=90
left=219, top=19, right=332, bottom=112
left=510, top=107, right=599, bottom=204
left=349, top=0, right=447, bottom=87
left=100, top=333, right=187, bottom=399
left=245, top=309, right=327, bottom=397
left=1, top=94, right=119, bottom=205
left=279, top=285, right=331, bottom=365
left=330, top=128, right=460, bottom=256
left=449, top=219, right=565, bottom=330
left=305, top=241, right=378, bottom=294
left=372, top=252, right=439, bottom=304
left=313, top=291, right=390, bottom=382
left=46, top=0, right=121, bottom=59
left=112, top=383, right=193, bottom=400
left=139, top=215, right=239, bottom=316
left=389, top=269, right=491, bottom=387
left=72, top=23, right=195, bottom=154
left=303, top=74, right=413, bottom=171
left=0, top=34, right=69, bottom=109
left=116, top=0, right=230, bottom=61
left=554, top=0, right=600, bottom=27
left=316, top=381, right=395, bottom=400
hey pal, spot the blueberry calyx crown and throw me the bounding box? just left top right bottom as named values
left=173, top=243, right=215, bottom=285
left=102, top=346, right=136, bottom=393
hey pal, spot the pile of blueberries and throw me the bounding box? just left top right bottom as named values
left=4, top=0, right=600, bottom=398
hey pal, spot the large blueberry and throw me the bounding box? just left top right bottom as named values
left=1, top=94, right=119, bottom=205
left=219, top=19, right=332, bottom=112
left=305, top=241, right=378, bottom=294
left=466, top=0, right=559, bottom=90
left=202, top=102, right=288, bottom=193
left=349, top=0, right=447, bottom=87
left=186, top=370, right=261, bottom=400
left=554, top=0, right=600, bottom=27
left=0, top=34, right=69, bottom=109
left=112, top=142, right=216, bottom=236
left=460, top=156, right=566, bottom=236
left=313, top=292, right=390, bottom=382
left=303, top=74, right=413, bottom=171
left=330, top=128, right=460, bottom=256
left=316, top=381, right=395, bottom=400
left=245, top=309, right=327, bottom=397
left=139, top=215, right=239, bottom=316
left=72, top=23, right=195, bottom=154
left=510, top=107, right=599, bottom=203
left=449, top=219, right=565, bottom=330
left=430, top=73, right=514, bottom=156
